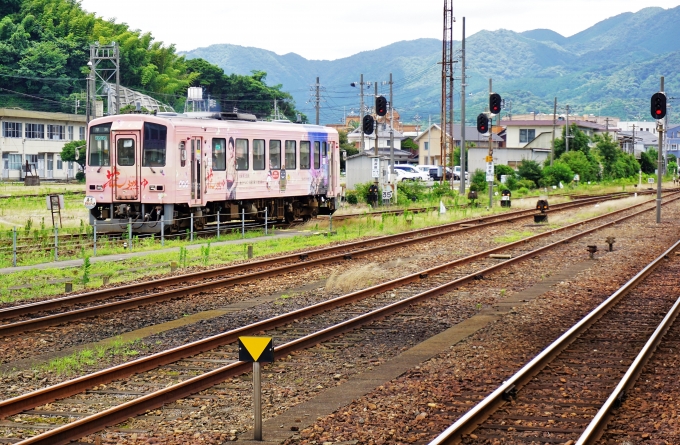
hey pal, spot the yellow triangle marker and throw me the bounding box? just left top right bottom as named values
left=239, top=337, right=273, bottom=362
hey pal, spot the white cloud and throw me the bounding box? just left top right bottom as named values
left=78, top=0, right=680, bottom=60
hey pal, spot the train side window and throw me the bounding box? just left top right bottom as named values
left=117, top=139, right=135, bottom=166
left=322, top=141, right=328, bottom=159
left=212, top=138, right=226, bottom=171
left=236, top=139, right=249, bottom=170
left=285, top=140, right=296, bottom=170
left=142, top=122, right=167, bottom=167
left=253, top=139, right=265, bottom=170
left=314, top=141, right=321, bottom=169
left=179, top=141, right=186, bottom=167
left=300, top=141, right=310, bottom=169
left=269, top=140, right=281, bottom=169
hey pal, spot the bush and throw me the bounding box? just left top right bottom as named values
left=516, top=187, right=530, bottom=196
left=75, top=171, right=86, bottom=181
left=505, top=175, right=519, bottom=190
left=346, top=191, right=358, bottom=204
left=397, top=180, right=427, bottom=203
left=471, top=169, right=488, bottom=192
left=494, top=164, right=515, bottom=181
left=517, top=179, right=536, bottom=189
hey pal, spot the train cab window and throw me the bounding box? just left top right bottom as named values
left=253, top=139, right=265, bottom=170
left=269, top=140, right=281, bottom=169
left=236, top=139, right=249, bottom=170
left=142, top=123, right=167, bottom=167
left=212, top=138, right=226, bottom=171
left=88, top=123, right=111, bottom=167
left=314, top=141, right=321, bottom=169
left=285, top=140, right=296, bottom=170
left=117, top=139, right=135, bottom=166
left=300, top=141, right=310, bottom=169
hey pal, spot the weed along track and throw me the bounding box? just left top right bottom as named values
left=0, top=192, right=662, bottom=343
left=0, top=193, right=678, bottom=444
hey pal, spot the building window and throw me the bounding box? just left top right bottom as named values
left=67, top=126, right=74, bottom=141
left=424, top=142, right=429, bottom=151
left=2, top=122, right=22, bottom=138
left=79, top=127, right=85, bottom=140
left=25, top=123, right=44, bottom=139
left=519, top=129, right=536, bottom=143
left=386, top=140, right=391, bottom=147
left=57, top=155, right=63, bottom=170
left=4, top=153, right=22, bottom=170
left=47, top=124, right=65, bottom=140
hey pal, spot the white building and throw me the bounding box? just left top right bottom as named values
left=1, top=109, right=87, bottom=180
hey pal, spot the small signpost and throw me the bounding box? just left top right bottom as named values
left=371, top=157, right=380, bottom=178
left=238, top=336, right=274, bottom=441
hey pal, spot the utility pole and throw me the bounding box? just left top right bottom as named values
left=389, top=73, right=394, bottom=180
left=657, top=76, right=664, bottom=224
left=551, top=97, right=556, bottom=166
left=427, top=115, right=431, bottom=165
left=315, top=77, right=320, bottom=125
left=360, top=74, right=365, bottom=151
left=441, top=0, right=454, bottom=184
left=565, top=104, right=570, bottom=152
left=488, top=78, right=493, bottom=208
left=632, top=124, right=636, bottom=155
left=459, top=17, right=467, bottom=194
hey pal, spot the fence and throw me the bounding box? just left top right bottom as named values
left=0, top=208, right=277, bottom=268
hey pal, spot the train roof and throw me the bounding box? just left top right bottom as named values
left=89, top=112, right=337, bottom=134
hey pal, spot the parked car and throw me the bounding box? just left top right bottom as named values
left=393, top=168, right=422, bottom=182
left=453, top=166, right=469, bottom=181
left=416, top=164, right=445, bottom=181
left=393, top=164, right=429, bottom=181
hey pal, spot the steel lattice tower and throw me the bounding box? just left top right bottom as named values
left=441, top=0, right=454, bottom=177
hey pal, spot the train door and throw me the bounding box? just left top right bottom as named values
left=321, top=141, right=329, bottom=193
left=113, top=132, right=141, bottom=201
left=190, top=137, right=203, bottom=206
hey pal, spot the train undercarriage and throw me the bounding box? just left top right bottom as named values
left=88, top=195, right=336, bottom=234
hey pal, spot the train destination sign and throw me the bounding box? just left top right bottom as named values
left=238, top=336, right=274, bottom=362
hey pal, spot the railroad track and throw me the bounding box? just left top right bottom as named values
left=429, top=232, right=680, bottom=444
left=0, top=191, right=658, bottom=337
left=0, top=192, right=677, bottom=444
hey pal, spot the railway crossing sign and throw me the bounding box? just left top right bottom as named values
left=238, top=336, right=274, bottom=362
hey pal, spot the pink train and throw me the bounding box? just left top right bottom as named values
left=84, top=112, right=340, bottom=233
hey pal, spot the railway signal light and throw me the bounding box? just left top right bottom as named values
left=489, top=93, right=502, bottom=114
left=477, top=113, right=489, bottom=134
left=363, top=114, right=375, bottom=134
left=376, top=96, right=387, bottom=116
left=651, top=92, right=667, bottom=120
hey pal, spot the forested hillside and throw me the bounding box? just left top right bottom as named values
left=184, top=6, right=680, bottom=124
left=0, top=0, right=303, bottom=120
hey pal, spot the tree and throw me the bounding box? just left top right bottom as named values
left=494, top=164, right=515, bottom=181
left=542, top=161, right=574, bottom=186
left=639, top=150, right=656, bottom=174
left=553, top=124, right=590, bottom=159
left=61, top=140, right=86, bottom=170
left=338, top=130, right=358, bottom=170
left=517, top=159, right=543, bottom=187
left=559, top=150, right=599, bottom=182
left=593, top=133, right=621, bottom=179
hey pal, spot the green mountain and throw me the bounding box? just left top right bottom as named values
left=183, top=6, right=680, bottom=124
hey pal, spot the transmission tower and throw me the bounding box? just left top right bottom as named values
left=88, top=43, right=120, bottom=120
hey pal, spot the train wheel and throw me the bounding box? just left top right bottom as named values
left=285, top=212, right=295, bottom=224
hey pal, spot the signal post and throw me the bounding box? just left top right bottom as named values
left=651, top=77, right=666, bottom=223
left=476, top=80, right=502, bottom=208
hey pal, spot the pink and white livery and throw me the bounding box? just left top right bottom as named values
left=84, top=111, right=340, bottom=233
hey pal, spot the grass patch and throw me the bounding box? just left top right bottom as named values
left=493, top=230, right=535, bottom=244
left=35, top=337, right=143, bottom=376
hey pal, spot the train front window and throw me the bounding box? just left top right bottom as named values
left=117, top=139, right=135, bottom=166
left=285, top=140, right=296, bottom=170
left=142, top=123, right=167, bottom=167
left=88, top=124, right=111, bottom=167
left=253, top=139, right=265, bottom=170
left=269, top=140, right=281, bottom=169
left=300, top=141, right=310, bottom=169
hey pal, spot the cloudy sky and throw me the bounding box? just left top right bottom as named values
left=78, top=0, right=680, bottom=60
